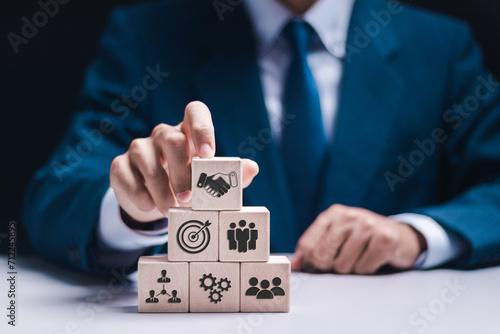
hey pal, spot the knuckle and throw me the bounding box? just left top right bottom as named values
left=329, top=203, right=344, bottom=213
left=110, top=155, right=124, bottom=175
left=376, top=230, right=397, bottom=247
left=129, top=138, right=146, bottom=152
left=316, top=211, right=330, bottom=225
left=361, top=219, right=375, bottom=232
left=151, top=123, right=169, bottom=138
left=329, top=204, right=352, bottom=219
left=109, top=156, right=126, bottom=186
left=163, top=130, right=186, bottom=149
left=192, top=123, right=214, bottom=137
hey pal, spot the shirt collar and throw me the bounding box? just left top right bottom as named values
left=244, top=0, right=356, bottom=58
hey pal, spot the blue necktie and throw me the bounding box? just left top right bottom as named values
left=281, top=19, right=328, bottom=236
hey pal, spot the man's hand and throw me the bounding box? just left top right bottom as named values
left=291, top=204, right=426, bottom=274
left=109, top=101, right=259, bottom=223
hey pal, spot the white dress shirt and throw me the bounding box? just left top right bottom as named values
left=98, top=0, right=465, bottom=269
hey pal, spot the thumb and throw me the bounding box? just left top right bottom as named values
left=242, top=159, right=259, bottom=188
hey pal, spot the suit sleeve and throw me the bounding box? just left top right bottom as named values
left=410, top=23, right=500, bottom=269
left=23, top=9, right=163, bottom=274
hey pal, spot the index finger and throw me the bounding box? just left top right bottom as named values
left=181, top=101, right=216, bottom=158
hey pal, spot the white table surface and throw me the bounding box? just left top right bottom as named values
left=1, top=255, right=499, bottom=334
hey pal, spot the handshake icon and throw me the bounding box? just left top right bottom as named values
left=197, top=171, right=238, bottom=198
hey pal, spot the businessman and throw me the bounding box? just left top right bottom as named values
left=24, top=0, right=500, bottom=275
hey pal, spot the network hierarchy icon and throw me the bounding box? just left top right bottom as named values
left=138, top=157, right=291, bottom=313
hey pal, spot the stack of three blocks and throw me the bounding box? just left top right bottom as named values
left=138, top=157, right=291, bottom=313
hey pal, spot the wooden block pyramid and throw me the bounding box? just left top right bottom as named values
left=138, top=157, right=291, bottom=313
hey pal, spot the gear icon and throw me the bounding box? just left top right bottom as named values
left=209, top=289, right=223, bottom=304
left=200, top=273, right=217, bottom=291
left=217, top=278, right=231, bottom=292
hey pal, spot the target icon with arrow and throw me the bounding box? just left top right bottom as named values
left=176, top=220, right=212, bottom=254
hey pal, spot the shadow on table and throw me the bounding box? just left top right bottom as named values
left=19, top=255, right=139, bottom=311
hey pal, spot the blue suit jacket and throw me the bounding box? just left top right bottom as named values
left=24, top=0, right=500, bottom=273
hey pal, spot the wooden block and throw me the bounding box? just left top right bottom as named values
left=240, top=256, right=291, bottom=313
left=219, top=207, right=270, bottom=262
left=168, top=208, right=218, bottom=262
left=189, top=262, right=240, bottom=312
left=138, top=256, right=189, bottom=313
left=191, top=157, right=242, bottom=211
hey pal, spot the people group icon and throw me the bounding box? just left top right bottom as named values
left=245, top=277, right=285, bottom=299
left=157, top=269, right=171, bottom=282
left=168, top=290, right=181, bottom=303
left=227, top=220, right=258, bottom=253
left=146, top=290, right=159, bottom=303
left=145, top=270, right=182, bottom=304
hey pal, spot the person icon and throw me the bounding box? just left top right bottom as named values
left=145, top=290, right=159, bottom=303
left=157, top=269, right=171, bottom=283
left=248, top=222, right=258, bottom=250
left=236, top=220, right=250, bottom=253
left=227, top=222, right=237, bottom=250
left=168, top=290, right=181, bottom=303
left=256, top=280, right=274, bottom=299
left=245, top=277, right=260, bottom=296
left=271, top=277, right=285, bottom=296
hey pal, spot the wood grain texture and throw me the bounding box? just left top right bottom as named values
left=191, top=157, right=242, bottom=211
left=219, top=207, right=270, bottom=262
left=190, top=262, right=240, bottom=312
left=168, top=208, right=219, bottom=262
left=138, top=256, right=189, bottom=313
left=240, top=256, right=291, bottom=313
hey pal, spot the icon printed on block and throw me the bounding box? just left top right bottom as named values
left=189, top=262, right=240, bottom=312
left=199, top=273, right=232, bottom=304
left=139, top=155, right=291, bottom=314
left=157, top=269, right=171, bottom=282
left=138, top=257, right=189, bottom=312
left=197, top=171, right=238, bottom=198
left=240, top=256, right=290, bottom=312
left=168, top=290, right=182, bottom=303
left=177, top=220, right=212, bottom=254
left=145, top=270, right=183, bottom=305
left=192, top=157, right=242, bottom=211
left=228, top=220, right=258, bottom=253
left=219, top=207, right=270, bottom=262
left=168, top=208, right=218, bottom=261
left=145, top=290, right=159, bottom=303
left=245, top=277, right=286, bottom=299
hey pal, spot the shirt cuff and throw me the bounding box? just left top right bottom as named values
left=390, top=213, right=467, bottom=269
left=98, top=188, right=169, bottom=252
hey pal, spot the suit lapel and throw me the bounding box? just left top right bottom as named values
left=317, top=0, right=409, bottom=213
left=193, top=5, right=296, bottom=251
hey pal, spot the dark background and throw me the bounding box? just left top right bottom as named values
left=1, top=0, right=500, bottom=254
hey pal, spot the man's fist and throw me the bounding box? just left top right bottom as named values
left=109, top=101, right=259, bottom=223
left=291, top=204, right=426, bottom=275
